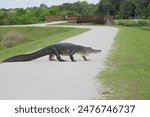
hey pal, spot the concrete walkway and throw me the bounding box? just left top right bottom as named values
left=0, top=22, right=118, bottom=99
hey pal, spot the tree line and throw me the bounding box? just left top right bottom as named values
left=97, top=0, right=150, bottom=19
left=0, top=0, right=150, bottom=25
left=0, top=1, right=96, bottom=25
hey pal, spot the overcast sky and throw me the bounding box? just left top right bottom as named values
left=0, top=0, right=100, bottom=9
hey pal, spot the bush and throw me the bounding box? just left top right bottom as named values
left=1, top=31, right=26, bottom=47
left=116, top=20, right=139, bottom=27
left=116, top=20, right=150, bottom=27
left=138, top=20, right=150, bottom=26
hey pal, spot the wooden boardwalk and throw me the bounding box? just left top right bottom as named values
left=45, top=16, right=114, bottom=24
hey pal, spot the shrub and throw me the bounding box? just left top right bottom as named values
left=116, top=20, right=150, bottom=27
left=138, top=20, right=150, bottom=26
left=1, top=31, right=26, bottom=47
left=116, top=20, right=139, bottom=27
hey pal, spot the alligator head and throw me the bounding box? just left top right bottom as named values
left=78, top=46, right=101, bottom=56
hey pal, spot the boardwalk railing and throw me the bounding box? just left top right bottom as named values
left=45, top=16, right=114, bottom=24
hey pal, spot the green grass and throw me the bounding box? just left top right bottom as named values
left=140, top=26, right=150, bottom=31
left=99, top=26, right=150, bottom=99
left=0, top=26, right=89, bottom=62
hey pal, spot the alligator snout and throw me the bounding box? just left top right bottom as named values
left=92, top=49, right=101, bottom=53
left=97, top=50, right=101, bottom=52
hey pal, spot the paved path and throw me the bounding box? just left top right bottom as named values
left=0, top=23, right=118, bottom=99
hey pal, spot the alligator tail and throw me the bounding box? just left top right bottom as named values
left=3, top=48, right=48, bottom=62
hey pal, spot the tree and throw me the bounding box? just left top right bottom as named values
left=48, top=6, right=60, bottom=16
left=134, top=0, right=150, bottom=18
left=58, top=1, right=96, bottom=16
left=0, top=10, right=6, bottom=24
left=96, top=0, right=150, bottom=19
left=96, top=0, right=113, bottom=15
left=120, top=0, right=136, bottom=18
left=40, top=3, right=48, bottom=8
left=145, top=2, right=150, bottom=18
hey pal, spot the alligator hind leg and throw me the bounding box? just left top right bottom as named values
left=53, top=48, right=66, bottom=62
left=69, top=55, right=76, bottom=62
left=69, top=50, right=76, bottom=62
left=56, top=56, right=66, bottom=62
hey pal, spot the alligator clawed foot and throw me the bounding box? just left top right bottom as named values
left=49, top=59, right=57, bottom=61
left=59, top=59, right=67, bottom=62
left=71, top=60, right=77, bottom=62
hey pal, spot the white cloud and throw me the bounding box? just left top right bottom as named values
left=0, top=0, right=99, bottom=9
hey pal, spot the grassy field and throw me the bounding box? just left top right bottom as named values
left=0, top=26, right=89, bottom=62
left=99, top=26, right=150, bottom=99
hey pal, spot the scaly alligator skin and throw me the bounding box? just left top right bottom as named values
left=3, top=43, right=101, bottom=62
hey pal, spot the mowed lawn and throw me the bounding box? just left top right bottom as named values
left=99, top=26, right=150, bottom=99
left=0, top=27, right=89, bottom=62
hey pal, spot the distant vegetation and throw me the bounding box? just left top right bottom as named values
left=0, top=1, right=96, bottom=25
left=0, top=0, right=150, bottom=25
left=116, top=20, right=150, bottom=27
left=97, top=0, right=150, bottom=19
